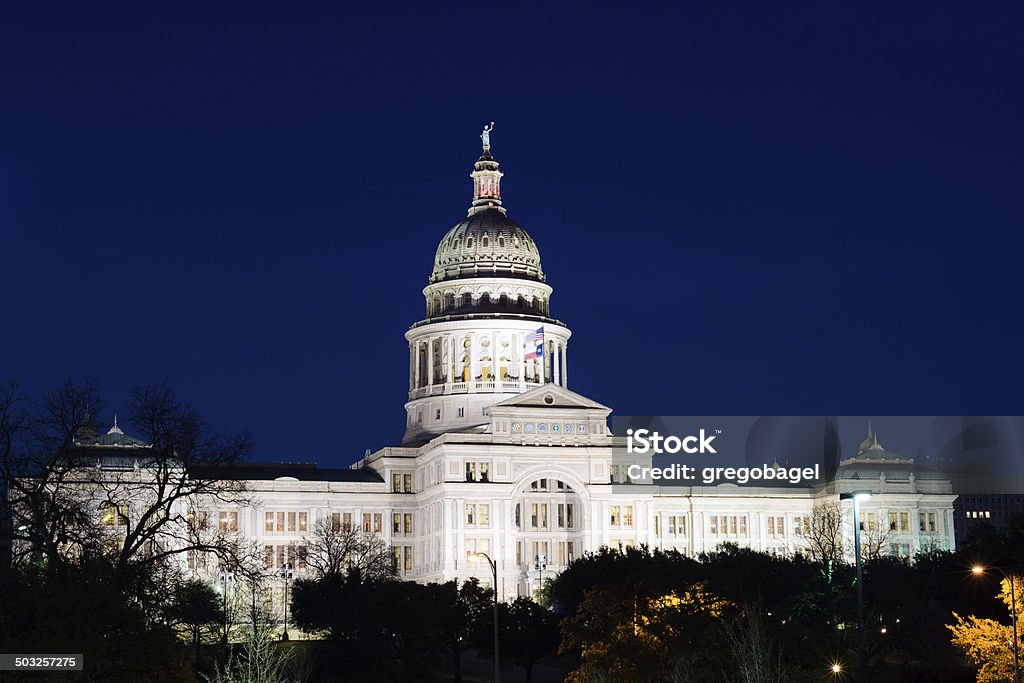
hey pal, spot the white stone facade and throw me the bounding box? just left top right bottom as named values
left=44, top=138, right=958, bottom=605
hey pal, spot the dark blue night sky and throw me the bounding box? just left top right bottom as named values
left=2, top=3, right=1022, bottom=465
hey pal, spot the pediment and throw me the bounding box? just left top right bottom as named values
left=491, top=384, right=611, bottom=412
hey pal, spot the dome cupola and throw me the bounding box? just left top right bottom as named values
left=429, top=124, right=545, bottom=284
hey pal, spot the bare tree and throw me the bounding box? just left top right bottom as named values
left=861, top=520, right=893, bottom=561
left=1, top=377, right=254, bottom=583
left=806, top=501, right=847, bottom=565
left=302, top=518, right=395, bottom=581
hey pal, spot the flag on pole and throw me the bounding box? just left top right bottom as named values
left=525, top=327, right=544, bottom=360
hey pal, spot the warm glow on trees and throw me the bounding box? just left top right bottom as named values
left=948, top=578, right=1023, bottom=683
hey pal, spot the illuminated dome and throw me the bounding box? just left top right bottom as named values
left=430, top=208, right=544, bottom=284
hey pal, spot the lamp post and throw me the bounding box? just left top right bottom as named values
left=535, top=553, right=546, bottom=596
left=972, top=565, right=1020, bottom=683
left=841, top=490, right=873, bottom=683
left=470, top=551, right=500, bottom=683
left=219, top=567, right=234, bottom=644
left=279, top=562, right=293, bottom=641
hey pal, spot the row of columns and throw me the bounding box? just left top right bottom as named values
left=409, top=331, right=569, bottom=391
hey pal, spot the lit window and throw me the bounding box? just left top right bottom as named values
left=404, top=474, right=413, bottom=493
left=610, top=506, right=620, bottom=526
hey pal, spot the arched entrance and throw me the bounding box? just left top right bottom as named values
left=512, top=477, right=586, bottom=597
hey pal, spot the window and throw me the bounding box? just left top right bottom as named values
left=623, top=506, right=634, bottom=528
left=709, top=516, right=719, bottom=535
left=466, top=462, right=477, bottom=482
left=739, top=516, right=747, bottom=536
left=458, top=407, right=465, bottom=417
left=567, top=503, right=575, bottom=529
left=363, top=513, right=372, bottom=533
left=392, top=513, right=401, bottom=533
left=403, top=513, right=413, bottom=535
left=403, top=546, right=413, bottom=571
left=435, top=409, right=441, bottom=420
left=479, top=462, right=490, bottom=482
left=530, top=503, right=539, bottom=529
left=266, top=512, right=276, bottom=532
left=404, top=473, right=413, bottom=493
left=392, top=474, right=402, bottom=493
left=889, top=512, right=898, bottom=531
left=331, top=512, right=341, bottom=531
left=767, top=516, right=775, bottom=535
left=219, top=511, right=238, bottom=532
left=467, top=504, right=477, bottom=525
left=188, top=510, right=208, bottom=531
left=343, top=512, right=352, bottom=532
left=479, top=504, right=490, bottom=526
left=373, top=513, right=382, bottom=533
left=287, top=512, right=296, bottom=533
left=557, top=504, right=565, bottom=528
left=298, top=511, right=307, bottom=533
left=899, top=512, right=909, bottom=532
left=610, top=506, right=620, bottom=526
left=101, top=504, right=128, bottom=527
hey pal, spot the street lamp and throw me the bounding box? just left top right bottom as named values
left=535, top=553, right=547, bottom=596
left=469, top=551, right=500, bottom=683
left=972, top=565, right=1020, bottom=683
left=841, top=490, right=873, bottom=683
left=279, top=562, right=293, bottom=641
left=219, top=567, right=234, bottom=644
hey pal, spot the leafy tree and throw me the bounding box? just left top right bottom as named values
left=949, top=576, right=1024, bottom=683
left=560, top=580, right=734, bottom=682
left=166, top=577, right=224, bottom=657
left=491, top=597, right=560, bottom=683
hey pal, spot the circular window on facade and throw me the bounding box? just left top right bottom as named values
left=552, top=423, right=560, bottom=433
left=525, top=423, right=535, bottom=433
left=512, top=422, right=522, bottom=433
left=538, top=423, right=548, bottom=433
left=578, top=423, right=587, bottom=433
left=543, top=394, right=555, bottom=405
left=564, top=423, right=574, bottom=433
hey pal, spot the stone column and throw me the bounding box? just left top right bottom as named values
left=413, top=341, right=421, bottom=390
left=518, top=331, right=526, bottom=389
left=553, top=341, right=561, bottom=386
left=561, top=342, right=568, bottom=387
left=427, top=336, right=434, bottom=388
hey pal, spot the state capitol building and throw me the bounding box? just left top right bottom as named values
left=72, top=131, right=958, bottom=601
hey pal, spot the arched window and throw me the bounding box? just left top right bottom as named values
left=462, top=292, right=473, bottom=309
left=480, top=292, right=492, bottom=307
left=482, top=236, right=489, bottom=247
left=445, top=293, right=456, bottom=311
left=498, top=293, right=509, bottom=309
left=499, top=237, right=505, bottom=248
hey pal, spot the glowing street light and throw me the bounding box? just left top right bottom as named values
left=840, top=489, right=872, bottom=683
left=972, top=565, right=1020, bottom=683
left=469, top=551, right=500, bottom=683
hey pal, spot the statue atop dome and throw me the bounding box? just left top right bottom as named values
left=481, top=122, right=495, bottom=148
